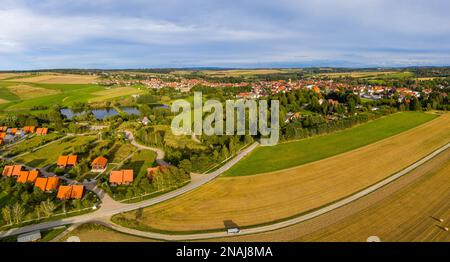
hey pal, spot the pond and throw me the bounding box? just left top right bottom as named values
left=120, top=107, right=140, bottom=115
left=61, top=108, right=120, bottom=120
left=151, top=104, right=170, bottom=109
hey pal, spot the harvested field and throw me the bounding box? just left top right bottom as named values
left=296, top=151, right=450, bottom=242
left=204, top=147, right=450, bottom=242
left=114, top=113, right=450, bottom=232
left=7, top=74, right=98, bottom=84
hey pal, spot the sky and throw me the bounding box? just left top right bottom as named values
left=0, top=0, right=450, bottom=70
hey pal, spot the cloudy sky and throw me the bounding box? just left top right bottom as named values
left=1, top=0, right=450, bottom=69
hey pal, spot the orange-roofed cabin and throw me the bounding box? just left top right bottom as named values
left=91, top=156, right=108, bottom=172
left=11, top=165, right=22, bottom=177
left=57, top=155, right=77, bottom=168
left=71, top=185, right=84, bottom=199
left=34, top=176, right=59, bottom=192
left=36, top=128, right=49, bottom=136
left=2, top=165, right=14, bottom=177
left=57, top=185, right=72, bottom=200
left=109, top=170, right=134, bottom=186
left=17, top=171, right=30, bottom=183
left=56, top=185, right=84, bottom=200
left=18, top=170, right=40, bottom=184
left=23, top=126, right=36, bottom=134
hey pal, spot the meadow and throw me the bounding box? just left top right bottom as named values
left=1, top=133, right=64, bottom=157
left=121, top=150, right=157, bottom=186
left=15, top=135, right=96, bottom=168
left=0, top=79, right=143, bottom=113
left=225, top=112, right=437, bottom=176
left=112, top=113, right=450, bottom=232
left=60, top=223, right=157, bottom=242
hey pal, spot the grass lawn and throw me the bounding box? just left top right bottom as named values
left=110, top=143, right=136, bottom=163
left=2, top=133, right=64, bottom=157
left=60, top=223, right=157, bottom=242
left=15, top=135, right=96, bottom=168
left=121, top=149, right=157, bottom=183
left=224, top=112, right=437, bottom=176
left=39, top=226, right=67, bottom=242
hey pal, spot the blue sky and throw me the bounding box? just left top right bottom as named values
left=1, top=0, right=450, bottom=69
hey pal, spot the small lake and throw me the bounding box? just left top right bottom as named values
left=61, top=107, right=140, bottom=120
left=120, top=107, right=140, bottom=115
left=151, top=104, right=170, bottom=109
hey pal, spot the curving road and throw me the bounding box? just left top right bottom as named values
left=124, top=130, right=169, bottom=166
left=0, top=141, right=260, bottom=239
left=2, top=131, right=449, bottom=241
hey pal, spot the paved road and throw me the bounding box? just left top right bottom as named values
left=0, top=141, right=260, bottom=238
left=2, top=141, right=449, bottom=240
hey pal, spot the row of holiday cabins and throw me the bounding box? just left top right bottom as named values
left=2, top=155, right=165, bottom=199
left=1, top=165, right=84, bottom=200
left=0, top=126, right=49, bottom=146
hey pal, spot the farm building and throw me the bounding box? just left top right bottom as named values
left=34, top=177, right=60, bottom=192
left=91, top=156, right=108, bottom=171
left=109, top=169, right=134, bottom=185
left=56, top=185, right=84, bottom=200
left=57, top=155, right=78, bottom=168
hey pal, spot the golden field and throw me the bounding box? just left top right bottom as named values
left=296, top=150, right=450, bottom=242
left=115, top=113, right=450, bottom=232
left=205, top=146, right=450, bottom=242
left=6, top=73, right=98, bottom=84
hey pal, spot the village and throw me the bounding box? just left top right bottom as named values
left=0, top=68, right=448, bottom=243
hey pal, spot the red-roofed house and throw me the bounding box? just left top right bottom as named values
left=91, top=156, right=108, bottom=172
left=109, top=170, right=134, bottom=185
left=57, top=155, right=77, bottom=168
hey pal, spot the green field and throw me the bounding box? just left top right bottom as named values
left=2, top=133, right=64, bottom=157
left=110, top=143, right=137, bottom=163
left=0, top=81, right=144, bottom=113
left=224, top=112, right=437, bottom=177
left=15, top=135, right=96, bottom=168
left=121, top=149, right=157, bottom=183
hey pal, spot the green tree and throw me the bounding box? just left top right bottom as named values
left=178, top=159, right=192, bottom=174
left=40, top=199, right=56, bottom=217
left=2, top=206, right=12, bottom=225
left=12, top=203, right=25, bottom=224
